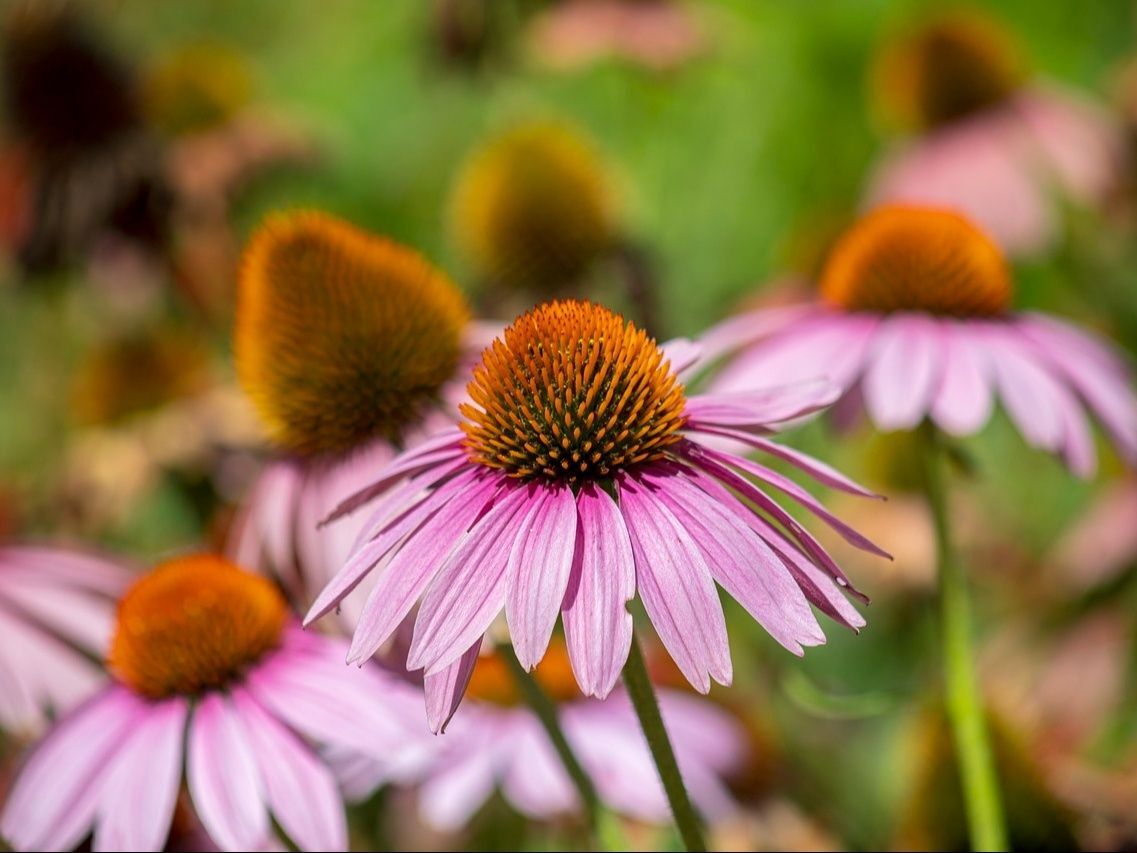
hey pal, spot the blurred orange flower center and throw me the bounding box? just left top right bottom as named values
left=467, top=641, right=582, bottom=706
left=236, top=211, right=469, bottom=458
left=108, top=554, right=286, bottom=699
left=876, top=13, right=1023, bottom=130
left=461, top=299, right=686, bottom=484
left=820, top=206, right=1012, bottom=317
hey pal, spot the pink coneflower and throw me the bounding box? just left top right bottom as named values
left=0, top=553, right=432, bottom=852
left=307, top=298, right=883, bottom=734
left=866, top=10, right=1124, bottom=256
left=227, top=211, right=490, bottom=627
left=335, top=642, right=745, bottom=831
left=703, top=205, right=1137, bottom=476
left=0, top=546, right=132, bottom=734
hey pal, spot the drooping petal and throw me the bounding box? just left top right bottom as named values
left=187, top=693, right=269, bottom=852
left=561, top=483, right=636, bottom=698
left=931, top=320, right=994, bottom=436
left=647, top=469, right=824, bottom=655
left=684, top=380, right=840, bottom=431
left=0, top=686, right=142, bottom=852
left=93, top=697, right=187, bottom=853
left=505, top=484, right=578, bottom=670
left=618, top=474, right=731, bottom=693
left=862, top=313, right=945, bottom=431
left=500, top=716, right=578, bottom=818
left=416, top=725, right=503, bottom=831
left=231, top=688, right=347, bottom=853
left=344, top=471, right=500, bottom=662
left=982, top=326, right=1066, bottom=452
left=408, top=484, right=533, bottom=675
left=424, top=638, right=483, bottom=734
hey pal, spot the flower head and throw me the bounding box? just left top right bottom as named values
left=451, top=122, right=614, bottom=293
left=702, top=205, right=1137, bottom=474
left=0, top=551, right=433, bottom=852
left=874, top=11, right=1023, bottom=131
left=236, top=210, right=470, bottom=458
left=308, top=298, right=883, bottom=731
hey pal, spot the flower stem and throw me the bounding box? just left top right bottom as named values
left=621, top=636, right=707, bottom=852
left=499, top=643, right=623, bottom=850
left=918, top=425, right=1008, bottom=852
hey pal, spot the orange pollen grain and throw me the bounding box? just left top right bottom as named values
left=108, top=554, right=287, bottom=699
left=467, top=640, right=581, bottom=706
left=236, top=210, right=470, bottom=458
left=820, top=206, right=1012, bottom=317
left=460, top=299, right=687, bottom=484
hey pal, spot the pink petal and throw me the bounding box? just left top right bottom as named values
left=231, top=689, right=347, bottom=852
left=323, top=430, right=467, bottom=523
left=408, top=484, right=533, bottom=675
left=683, top=424, right=879, bottom=497
left=500, top=717, right=578, bottom=818
left=187, top=693, right=269, bottom=852
left=561, top=483, right=636, bottom=698
left=696, top=302, right=818, bottom=363
left=981, top=326, right=1066, bottom=452
left=617, top=474, right=732, bottom=693
left=345, top=472, right=502, bottom=663
left=863, top=313, right=944, bottom=431
left=659, top=337, right=702, bottom=376
left=0, top=686, right=142, bottom=852
left=647, top=469, right=824, bottom=654
left=931, top=321, right=994, bottom=436
left=93, top=697, right=187, bottom=852
left=684, top=380, right=840, bottom=431
left=425, top=638, right=483, bottom=734
left=417, top=728, right=502, bottom=831
left=505, top=484, right=578, bottom=670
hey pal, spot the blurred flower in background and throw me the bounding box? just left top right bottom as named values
left=865, top=8, right=1124, bottom=257
left=0, top=553, right=433, bottom=852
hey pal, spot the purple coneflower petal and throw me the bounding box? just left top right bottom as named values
left=931, top=321, right=994, bottom=435
left=660, top=337, right=702, bottom=376
left=685, top=380, right=840, bottom=430
left=0, top=686, right=142, bottom=851
left=0, top=579, right=116, bottom=653
left=695, top=302, right=818, bottom=363
left=863, top=313, right=945, bottom=431
left=417, top=726, right=502, bottom=831
left=231, top=688, right=347, bottom=852
left=409, top=483, right=532, bottom=675
left=500, top=717, right=579, bottom=818
left=506, top=484, right=578, bottom=670
left=647, top=470, right=823, bottom=654
left=425, top=638, right=482, bottom=734
left=93, top=697, right=186, bottom=852
left=983, top=327, right=1066, bottom=452
left=561, top=483, right=636, bottom=699
left=188, top=693, right=270, bottom=852
left=618, top=474, right=732, bottom=693
left=682, top=423, right=879, bottom=498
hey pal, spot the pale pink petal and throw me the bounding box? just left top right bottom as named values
left=500, top=716, right=578, bottom=818
left=408, top=484, right=533, bottom=675
left=231, top=689, right=347, bottom=852
left=342, top=471, right=499, bottom=661
left=561, top=484, right=635, bottom=699
left=227, top=461, right=304, bottom=589
left=659, top=337, right=702, bottom=376
left=93, top=697, right=187, bottom=852
left=682, top=424, right=879, bottom=497
left=684, top=380, right=840, bottom=430
left=505, top=484, right=578, bottom=669
left=646, top=469, right=824, bottom=654
left=862, top=313, right=945, bottom=431
left=425, top=638, right=482, bottom=734
left=417, top=728, right=502, bottom=831
left=0, top=547, right=135, bottom=596
left=617, top=474, right=731, bottom=693
left=187, top=693, right=270, bottom=852
left=695, top=302, right=822, bottom=365
left=931, top=320, right=995, bottom=436
left=0, top=686, right=143, bottom=852
left=981, top=325, right=1066, bottom=452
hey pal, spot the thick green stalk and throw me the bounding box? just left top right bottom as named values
left=919, top=426, right=1008, bottom=852
left=621, top=636, right=707, bottom=852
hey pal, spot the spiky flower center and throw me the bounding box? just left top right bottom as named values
left=821, top=206, right=1012, bottom=317
left=236, top=211, right=469, bottom=458
left=467, top=641, right=581, bottom=707
left=875, top=12, right=1023, bottom=130
left=108, top=554, right=286, bottom=699
left=451, top=121, right=613, bottom=292
left=461, top=300, right=686, bottom=484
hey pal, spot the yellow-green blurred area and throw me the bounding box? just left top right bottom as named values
left=1, top=1, right=1135, bottom=850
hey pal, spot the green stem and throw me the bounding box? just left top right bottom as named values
left=919, top=425, right=1008, bottom=852
left=622, top=636, right=707, bottom=852
left=499, top=643, right=620, bottom=849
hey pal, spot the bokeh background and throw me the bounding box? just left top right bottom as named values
left=2, top=1, right=1136, bottom=850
